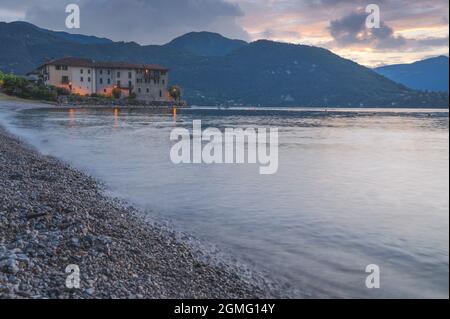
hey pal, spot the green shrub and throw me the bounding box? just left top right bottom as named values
left=0, top=71, right=57, bottom=101
left=169, top=85, right=182, bottom=102
left=55, top=86, right=71, bottom=96
left=112, top=87, right=122, bottom=99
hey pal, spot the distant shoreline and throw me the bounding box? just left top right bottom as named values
left=2, top=92, right=450, bottom=111
left=0, top=92, right=187, bottom=110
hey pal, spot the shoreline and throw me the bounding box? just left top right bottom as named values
left=2, top=93, right=449, bottom=111
left=0, top=92, right=187, bottom=110
left=0, top=125, right=284, bottom=299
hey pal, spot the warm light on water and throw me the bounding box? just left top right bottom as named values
left=2, top=106, right=449, bottom=298
left=114, top=108, right=120, bottom=128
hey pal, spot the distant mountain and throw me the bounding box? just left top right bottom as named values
left=0, top=21, right=448, bottom=107
left=7, top=21, right=113, bottom=44
left=177, top=40, right=426, bottom=107
left=48, top=31, right=113, bottom=45
left=0, top=21, right=116, bottom=74
left=165, top=31, right=247, bottom=56
left=375, top=56, right=449, bottom=92
left=0, top=21, right=199, bottom=71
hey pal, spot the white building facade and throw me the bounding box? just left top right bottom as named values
left=35, top=57, right=170, bottom=102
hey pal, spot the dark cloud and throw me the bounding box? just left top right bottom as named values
left=329, top=11, right=406, bottom=49
left=1, top=0, right=448, bottom=64
left=417, top=36, right=449, bottom=47
left=328, top=8, right=449, bottom=53
left=0, top=0, right=249, bottom=44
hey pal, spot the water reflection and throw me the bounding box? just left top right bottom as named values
left=173, top=107, right=177, bottom=123
left=68, top=108, right=76, bottom=127
left=114, top=108, right=120, bottom=128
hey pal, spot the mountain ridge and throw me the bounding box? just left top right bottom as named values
left=5, top=21, right=114, bottom=45
left=375, top=56, right=449, bottom=92
left=164, top=31, right=247, bottom=56
left=0, top=21, right=447, bottom=107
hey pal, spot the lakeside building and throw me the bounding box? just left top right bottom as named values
left=32, top=57, right=170, bottom=102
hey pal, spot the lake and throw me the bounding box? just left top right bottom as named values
left=1, top=106, right=448, bottom=298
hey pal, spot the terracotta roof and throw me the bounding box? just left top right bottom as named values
left=39, top=57, right=168, bottom=71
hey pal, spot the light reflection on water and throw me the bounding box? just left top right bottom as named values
left=4, top=106, right=450, bottom=298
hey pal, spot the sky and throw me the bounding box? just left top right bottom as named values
left=0, top=0, right=448, bottom=66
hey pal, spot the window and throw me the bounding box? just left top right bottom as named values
left=88, top=69, right=91, bottom=74
left=107, top=70, right=111, bottom=75
left=117, top=72, right=121, bottom=78
left=128, top=72, right=132, bottom=79
left=62, top=66, right=68, bottom=71
left=61, top=76, right=69, bottom=84
left=88, top=77, right=91, bottom=82
left=100, top=70, right=103, bottom=75
left=159, top=90, right=162, bottom=98
left=128, top=81, right=132, bottom=88
left=100, top=78, right=103, bottom=84
left=107, top=79, right=111, bottom=84
left=117, top=80, right=121, bottom=87
left=56, top=65, right=61, bottom=70
left=146, top=88, right=149, bottom=93
left=162, top=79, right=165, bottom=85
left=80, top=77, right=84, bottom=82
left=138, top=88, right=141, bottom=93
left=80, top=69, right=84, bottom=74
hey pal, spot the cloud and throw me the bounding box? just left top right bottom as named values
left=0, top=0, right=249, bottom=44
left=417, top=36, right=449, bottom=47
left=327, top=8, right=449, bottom=53
left=1, top=0, right=448, bottom=66
left=329, top=11, right=407, bottom=49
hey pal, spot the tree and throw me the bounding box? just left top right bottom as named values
left=169, top=85, right=182, bottom=103
left=112, top=87, right=122, bottom=99
left=0, top=71, right=57, bottom=101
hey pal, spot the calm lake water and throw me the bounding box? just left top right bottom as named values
left=1, top=106, right=449, bottom=298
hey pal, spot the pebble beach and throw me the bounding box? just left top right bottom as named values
left=0, top=107, right=281, bottom=298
